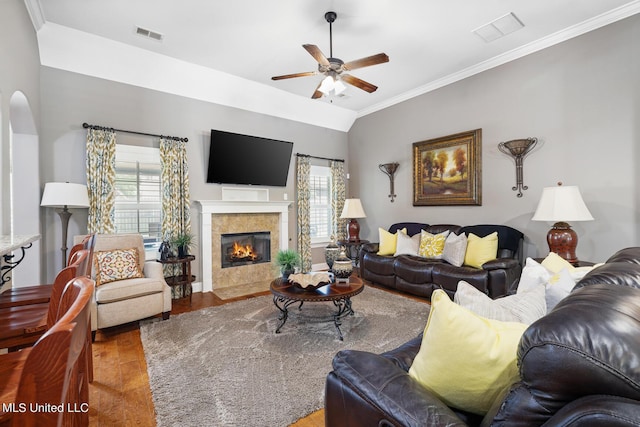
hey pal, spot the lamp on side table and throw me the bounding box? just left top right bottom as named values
left=532, top=182, right=593, bottom=266
left=340, top=199, right=367, bottom=242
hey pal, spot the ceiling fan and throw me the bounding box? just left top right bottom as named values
left=271, top=11, right=389, bottom=99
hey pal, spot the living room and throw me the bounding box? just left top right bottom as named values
left=1, top=0, right=640, bottom=425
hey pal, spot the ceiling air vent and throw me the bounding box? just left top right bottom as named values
left=135, top=26, right=163, bottom=42
left=473, top=12, right=524, bottom=43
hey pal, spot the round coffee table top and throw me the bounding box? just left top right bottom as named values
left=270, top=275, right=363, bottom=302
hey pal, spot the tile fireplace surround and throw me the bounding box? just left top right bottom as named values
left=197, top=199, right=291, bottom=293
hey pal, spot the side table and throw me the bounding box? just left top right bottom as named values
left=157, top=255, right=195, bottom=304
left=337, top=239, right=369, bottom=267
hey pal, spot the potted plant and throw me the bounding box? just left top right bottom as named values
left=275, top=249, right=301, bottom=280
left=172, top=232, right=195, bottom=258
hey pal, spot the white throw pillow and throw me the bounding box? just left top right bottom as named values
left=545, top=268, right=576, bottom=312
left=442, top=232, right=467, bottom=267
left=454, top=281, right=546, bottom=325
left=394, top=232, right=421, bottom=256
left=517, top=258, right=552, bottom=293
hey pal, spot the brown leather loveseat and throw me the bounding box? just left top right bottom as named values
left=326, top=247, right=640, bottom=426
left=360, top=223, right=524, bottom=299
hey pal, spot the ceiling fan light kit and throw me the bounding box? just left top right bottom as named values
left=272, top=11, right=389, bottom=99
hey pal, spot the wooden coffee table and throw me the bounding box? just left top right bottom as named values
left=270, top=276, right=364, bottom=341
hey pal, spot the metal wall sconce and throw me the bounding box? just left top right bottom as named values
left=379, top=162, right=399, bottom=202
left=498, top=138, right=538, bottom=197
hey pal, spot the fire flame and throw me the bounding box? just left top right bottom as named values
left=231, top=241, right=257, bottom=261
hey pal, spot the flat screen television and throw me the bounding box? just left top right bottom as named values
left=206, top=129, right=294, bottom=187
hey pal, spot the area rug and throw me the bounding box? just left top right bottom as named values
left=140, top=286, right=430, bottom=426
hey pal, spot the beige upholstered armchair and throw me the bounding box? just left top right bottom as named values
left=74, top=233, right=171, bottom=339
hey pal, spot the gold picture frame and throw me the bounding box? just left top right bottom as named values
left=413, top=129, right=482, bottom=206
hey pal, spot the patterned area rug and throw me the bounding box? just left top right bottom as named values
left=140, top=286, right=429, bottom=426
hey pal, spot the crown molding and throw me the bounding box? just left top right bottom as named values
left=23, top=0, right=45, bottom=31
left=357, top=0, right=640, bottom=118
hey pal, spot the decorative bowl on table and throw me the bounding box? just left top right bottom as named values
left=287, top=272, right=332, bottom=290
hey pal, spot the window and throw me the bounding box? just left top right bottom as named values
left=114, top=145, right=162, bottom=258
left=309, top=165, right=333, bottom=245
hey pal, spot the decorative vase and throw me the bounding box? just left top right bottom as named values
left=332, top=248, right=353, bottom=283
left=282, top=268, right=295, bottom=281
left=325, top=236, right=340, bottom=271
left=177, top=245, right=188, bottom=258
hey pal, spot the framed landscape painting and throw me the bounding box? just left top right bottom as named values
left=413, top=129, right=482, bottom=206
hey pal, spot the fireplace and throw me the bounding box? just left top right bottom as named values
left=221, top=231, right=271, bottom=268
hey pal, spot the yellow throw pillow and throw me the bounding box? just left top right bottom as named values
left=408, top=290, right=527, bottom=415
left=541, top=251, right=576, bottom=273
left=464, top=232, right=498, bottom=268
left=377, top=228, right=406, bottom=256
left=418, top=230, right=449, bottom=258
left=94, top=248, right=144, bottom=286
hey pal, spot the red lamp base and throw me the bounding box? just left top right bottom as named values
left=346, top=219, right=361, bottom=242
left=547, top=221, right=579, bottom=266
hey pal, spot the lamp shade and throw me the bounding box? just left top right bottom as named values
left=340, top=199, right=366, bottom=219
left=40, top=182, right=90, bottom=208
left=532, top=185, right=593, bottom=222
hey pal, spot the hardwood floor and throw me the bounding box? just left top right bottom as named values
left=88, top=290, right=326, bottom=427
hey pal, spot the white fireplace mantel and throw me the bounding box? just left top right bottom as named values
left=197, top=200, right=292, bottom=292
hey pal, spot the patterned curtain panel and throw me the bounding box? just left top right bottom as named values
left=296, top=156, right=312, bottom=273
left=86, top=128, right=116, bottom=233
left=330, top=160, right=347, bottom=242
left=160, top=138, right=192, bottom=241
left=160, top=138, right=192, bottom=298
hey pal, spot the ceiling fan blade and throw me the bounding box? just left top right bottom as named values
left=311, top=81, right=323, bottom=99
left=271, top=71, right=318, bottom=81
left=343, top=53, right=389, bottom=71
left=303, top=44, right=330, bottom=66
left=341, top=74, right=378, bottom=93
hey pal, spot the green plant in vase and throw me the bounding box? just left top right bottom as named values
left=172, top=232, right=195, bottom=258
left=275, top=249, right=301, bottom=280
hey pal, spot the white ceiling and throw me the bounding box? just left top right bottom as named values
left=27, top=0, right=640, bottom=131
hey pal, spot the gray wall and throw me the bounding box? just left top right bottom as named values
left=0, top=0, right=42, bottom=281
left=38, top=68, right=349, bottom=281
left=348, top=14, right=640, bottom=263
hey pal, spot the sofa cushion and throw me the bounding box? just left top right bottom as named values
left=454, top=280, right=546, bottom=325
left=378, top=228, right=406, bottom=256
left=94, top=248, right=144, bottom=286
left=418, top=230, right=449, bottom=258
left=408, top=290, right=527, bottom=416
left=95, top=276, right=166, bottom=304
left=541, top=251, right=575, bottom=273
left=464, top=232, right=498, bottom=268
left=442, top=232, right=467, bottom=267
left=394, top=232, right=420, bottom=256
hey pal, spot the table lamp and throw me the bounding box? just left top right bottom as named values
left=531, top=183, right=593, bottom=265
left=41, top=182, right=90, bottom=268
left=340, top=198, right=367, bottom=241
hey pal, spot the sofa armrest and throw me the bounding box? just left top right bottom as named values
left=361, top=242, right=379, bottom=253
left=482, top=258, right=519, bottom=271
left=544, top=395, right=640, bottom=426
left=329, top=350, right=467, bottom=427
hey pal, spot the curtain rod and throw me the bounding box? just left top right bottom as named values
left=296, top=153, right=344, bottom=163
left=82, top=122, right=188, bottom=142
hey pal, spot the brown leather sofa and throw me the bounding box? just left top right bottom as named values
left=359, top=223, right=524, bottom=299
left=325, top=247, right=640, bottom=427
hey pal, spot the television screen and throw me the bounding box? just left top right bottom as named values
left=206, top=129, right=294, bottom=187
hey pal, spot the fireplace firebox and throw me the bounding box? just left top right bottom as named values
left=221, top=231, right=271, bottom=268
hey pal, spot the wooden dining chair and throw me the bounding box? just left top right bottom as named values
left=0, top=234, right=95, bottom=309
left=0, top=276, right=93, bottom=427
left=0, top=249, right=89, bottom=351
